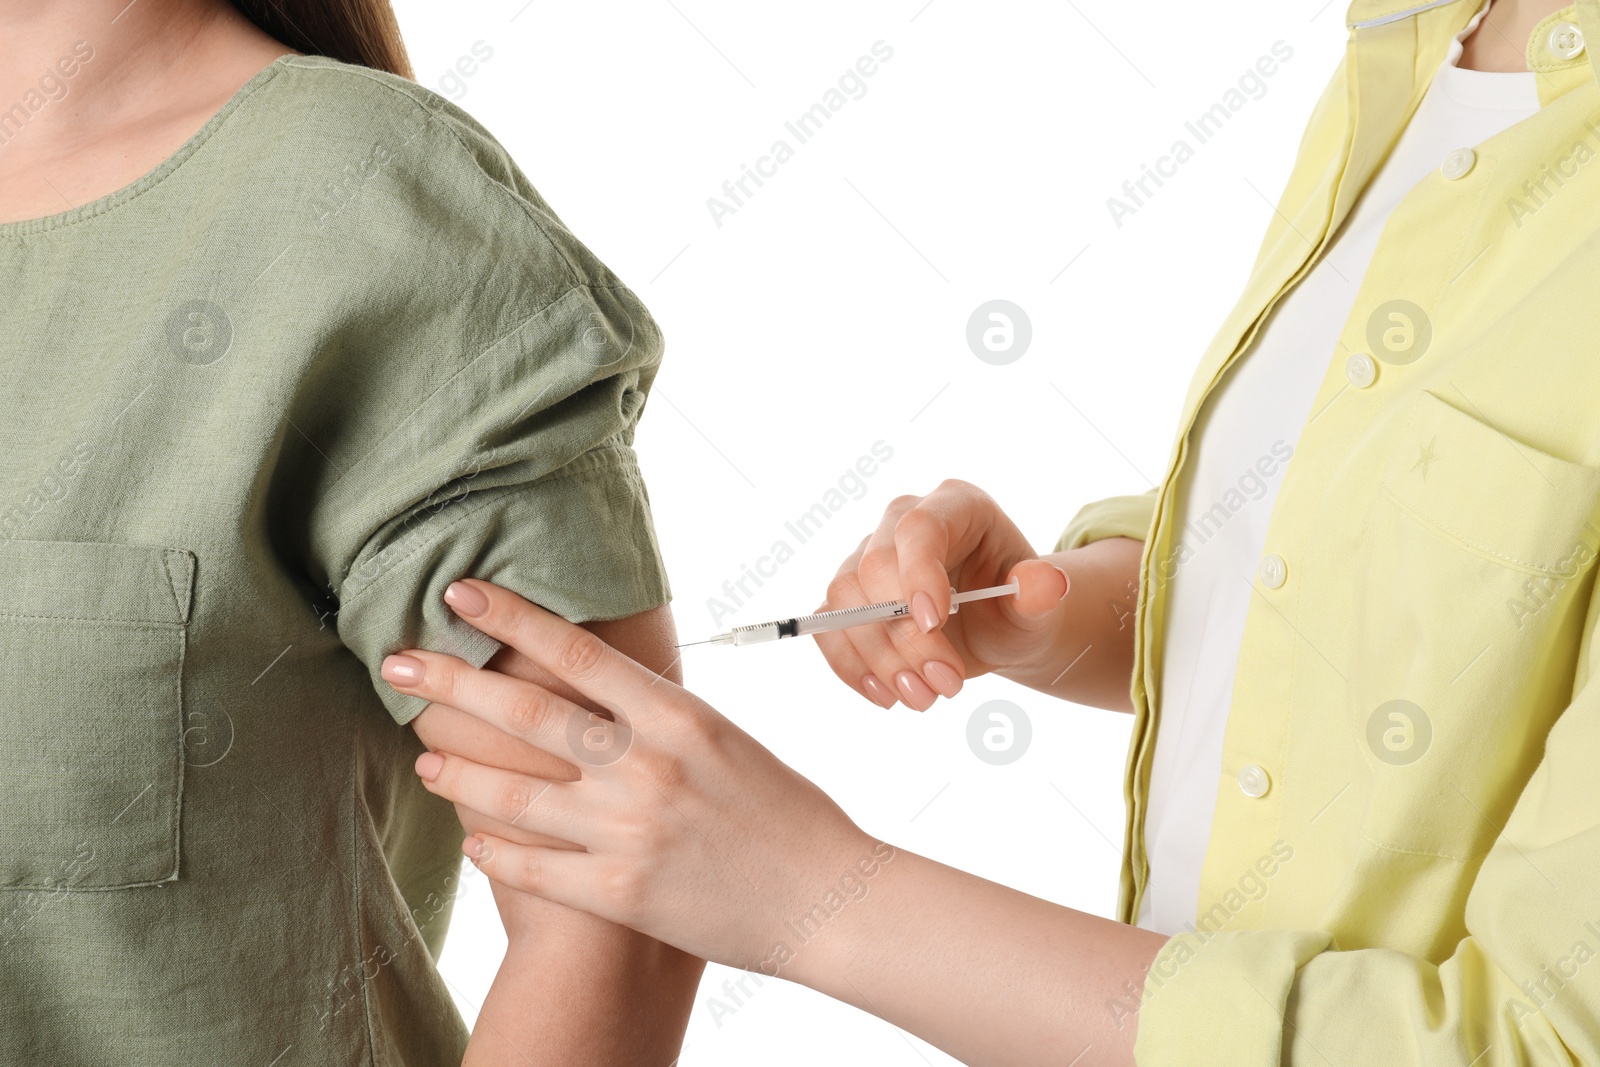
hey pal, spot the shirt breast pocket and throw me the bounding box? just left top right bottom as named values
left=1349, top=390, right=1600, bottom=860
left=0, top=541, right=194, bottom=890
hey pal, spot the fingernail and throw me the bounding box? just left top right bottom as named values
left=861, top=674, right=898, bottom=708
left=382, top=654, right=425, bottom=685
left=911, top=591, right=941, bottom=633
left=415, top=751, right=444, bottom=781
left=463, top=835, right=485, bottom=860
left=445, top=581, right=489, bottom=618
left=922, top=661, right=963, bottom=698
left=895, top=669, right=936, bottom=708
left=1052, top=564, right=1071, bottom=600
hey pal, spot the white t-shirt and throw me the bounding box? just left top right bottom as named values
left=1137, top=5, right=1538, bottom=934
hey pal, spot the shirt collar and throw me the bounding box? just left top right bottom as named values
left=1345, top=0, right=1469, bottom=29
left=1344, top=0, right=1598, bottom=98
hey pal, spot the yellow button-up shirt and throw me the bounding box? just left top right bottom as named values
left=1060, top=2, right=1600, bottom=1061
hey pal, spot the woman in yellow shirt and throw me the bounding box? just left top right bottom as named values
left=393, top=0, right=1600, bottom=1062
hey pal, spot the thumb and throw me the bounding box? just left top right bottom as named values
left=1007, top=558, right=1069, bottom=619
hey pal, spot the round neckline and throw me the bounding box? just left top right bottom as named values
left=1433, top=55, right=1541, bottom=111
left=1437, top=0, right=1540, bottom=112
left=0, top=54, right=293, bottom=240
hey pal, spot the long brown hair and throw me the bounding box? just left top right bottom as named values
left=229, top=0, right=414, bottom=79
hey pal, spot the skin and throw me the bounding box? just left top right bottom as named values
left=0, top=0, right=287, bottom=223
left=413, top=612, right=704, bottom=1065
left=385, top=488, right=1170, bottom=1067
left=811, top=480, right=1142, bottom=714
left=1458, top=0, right=1573, bottom=73
left=1, top=1, right=702, bottom=1061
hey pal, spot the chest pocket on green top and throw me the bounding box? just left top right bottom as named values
left=1348, top=390, right=1600, bottom=860
left=0, top=541, right=194, bottom=890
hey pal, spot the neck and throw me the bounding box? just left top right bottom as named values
left=0, top=1, right=266, bottom=159
left=1, top=1, right=206, bottom=106
left=1458, top=0, right=1577, bottom=72
left=0, top=0, right=288, bottom=216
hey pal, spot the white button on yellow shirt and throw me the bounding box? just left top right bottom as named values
left=1549, top=19, right=1586, bottom=59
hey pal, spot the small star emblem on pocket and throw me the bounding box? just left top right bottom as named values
left=1411, top=437, right=1439, bottom=479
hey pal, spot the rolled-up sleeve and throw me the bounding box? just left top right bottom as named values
left=1054, top=488, right=1158, bottom=553
left=309, top=281, right=670, bottom=725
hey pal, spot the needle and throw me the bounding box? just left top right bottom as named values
left=677, top=581, right=1020, bottom=649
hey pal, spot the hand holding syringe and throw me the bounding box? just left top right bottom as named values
left=678, top=581, right=1021, bottom=648
left=680, top=481, right=1090, bottom=711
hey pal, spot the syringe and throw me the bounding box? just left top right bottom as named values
left=678, top=581, right=1020, bottom=648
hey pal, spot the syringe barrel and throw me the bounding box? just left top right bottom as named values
left=793, top=600, right=911, bottom=637
left=728, top=622, right=783, bottom=646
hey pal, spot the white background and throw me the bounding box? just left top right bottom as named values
left=388, top=1, right=1347, bottom=1062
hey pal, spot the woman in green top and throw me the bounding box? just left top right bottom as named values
left=0, top=1, right=700, bottom=1063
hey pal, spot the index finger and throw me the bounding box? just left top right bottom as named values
left=442, top=579, right=666, bottom=718
left=892, top=485, right=992, bottom=626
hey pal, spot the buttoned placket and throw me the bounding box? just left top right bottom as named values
left=1120, top=1, right=1599, bottom=924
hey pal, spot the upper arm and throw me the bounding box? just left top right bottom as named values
left=575, top=603, right=681, bottom=684
left=410, top=603, right=681, bottom=817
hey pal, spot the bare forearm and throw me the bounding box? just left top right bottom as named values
left=466, top=890, right=703, bottom=1066
left=788, top=843, right=1166, bottom=1067
left=998, top=537, right=1143, bottom=711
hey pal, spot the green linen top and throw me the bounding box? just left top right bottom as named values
left=0, top=54, right=671, bottom=1065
